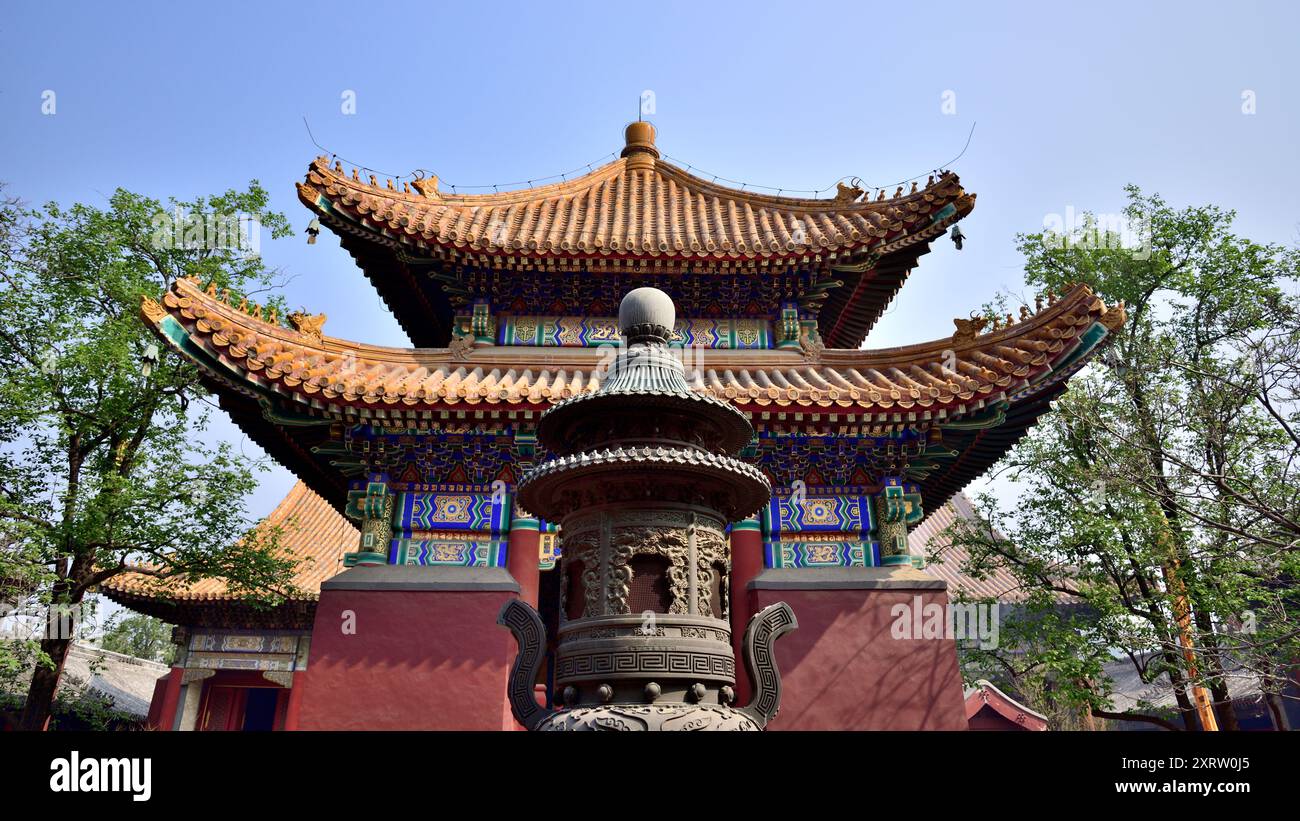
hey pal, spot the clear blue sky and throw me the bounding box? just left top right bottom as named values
left=3, top=0, right=1297, bottom=518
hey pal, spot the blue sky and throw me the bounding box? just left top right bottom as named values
left=3, top=0, right=1297, bottom=519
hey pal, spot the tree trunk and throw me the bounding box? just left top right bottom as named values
left=1209, top=680, right=1239, bottom=731
left=1194, top=608, right=1240, bottom=731
left=20, top=553, right=91, bottom=731
left=18, top=632, right=74, bottom=731
left=1264, top=691, right=1291, bottom=731
left=1161, top=651, right=1202, bottom=730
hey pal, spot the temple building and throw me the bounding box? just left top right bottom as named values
left=103, top=122, right=1124, bottom=730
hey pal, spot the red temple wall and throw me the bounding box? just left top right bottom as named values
left=295, top=585, right=519, bottom=731
left=747, top=581, right=968, bottom=731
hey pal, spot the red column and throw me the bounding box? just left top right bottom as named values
left=282, top=671, right=306, bottom=730
left=505, top=516, right=541, bottom=607
left=730, top=518, right=764, bottom=703
left=153, top=667, right=185, bottom=730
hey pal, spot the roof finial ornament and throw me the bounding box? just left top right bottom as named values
left=621, top=121, right=659, bottom=171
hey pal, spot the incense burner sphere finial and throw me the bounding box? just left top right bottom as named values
left=618, top=286, right=675, bottom=344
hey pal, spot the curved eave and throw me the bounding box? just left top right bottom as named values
left=99, top=481, right=356, bottom=615
left=142, top=278, right=1121, bottom=422
left=141, top=278, right=1122, bottom=518
left=818, top=190, right=975, bottom=348
left=965, top=680, right=1050, bottom=730
left=98, top=585, right=317, bottom=630
left=141, top=292, right=351, bottom=509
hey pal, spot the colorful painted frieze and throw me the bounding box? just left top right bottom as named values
left=498, top=315, right=770, bottom=349
left=390, top=538, right=507, bottom=567
left=762, top=489, right=876, bottom=568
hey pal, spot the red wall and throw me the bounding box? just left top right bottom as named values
left=295, top=587, right=518, bottom=730
left=749, top=586, right=968, bottom=730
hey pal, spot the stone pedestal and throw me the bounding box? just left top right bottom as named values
left=295, top=566, right=520, bottom=730
left=746, top=566, right=967, bottom=730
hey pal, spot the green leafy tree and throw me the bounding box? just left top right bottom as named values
left=933, top=187, right=1300, bottom=730
left=99, top=613, right=176, bottom=665
left=0, top=182, right=302, bottom=731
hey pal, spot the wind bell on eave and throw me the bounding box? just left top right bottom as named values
left=141, top=343, right=160, bottom=377
left=950, top=224, right=965, bottom=250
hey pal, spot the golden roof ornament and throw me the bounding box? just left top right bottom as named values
left=620, top=121, right=659, bottom=171
left=1101, top=301, right=1128, bottom=331
left=952, top=314, right=988, bottom=343
left=288, top=311, right=327, bottom=339
left=833, top=181, right=865, bottom=203
left=140, top=295, right=167, bottom=323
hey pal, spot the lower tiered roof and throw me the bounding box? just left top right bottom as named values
left=140, top=277, right=1123, bottom=517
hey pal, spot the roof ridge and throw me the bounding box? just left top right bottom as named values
left=307, top=150, right=961, bottom=212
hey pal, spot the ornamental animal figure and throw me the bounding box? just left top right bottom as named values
left=952, top=314, right=988, bottom=343
left=833, top=182, right=865, bottom=204
left=799, top=323, right=826, bottom=362
left=288, top=311, right=327, bottom=339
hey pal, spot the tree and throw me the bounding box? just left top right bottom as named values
left=0, top=182, right=303, bottom=730
left=933, top=187, right=1300, bottom=730
left=99, top=613, right=175, bottom=665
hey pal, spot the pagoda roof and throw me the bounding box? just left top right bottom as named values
left=141, top=276, right=1123, bottom=515
left=296, top=122, right=975, bottom=348
left=98, top=481, right=356, bottom=629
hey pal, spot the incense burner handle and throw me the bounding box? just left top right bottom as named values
left=739, top=601, right=798, bottom=728
left=497, top=599, right=555, bottom=731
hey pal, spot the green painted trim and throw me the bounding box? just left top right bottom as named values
left=732, top=519, right=761, bottom=532
left=343, top=551, right=387, bottom=568
left=509, top=517, right=540, bottom=532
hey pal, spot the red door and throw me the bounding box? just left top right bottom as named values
left=199, top=686, right=286, bottom=731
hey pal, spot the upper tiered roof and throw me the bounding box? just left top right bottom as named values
left=297, top=122, right=976, bottom=348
